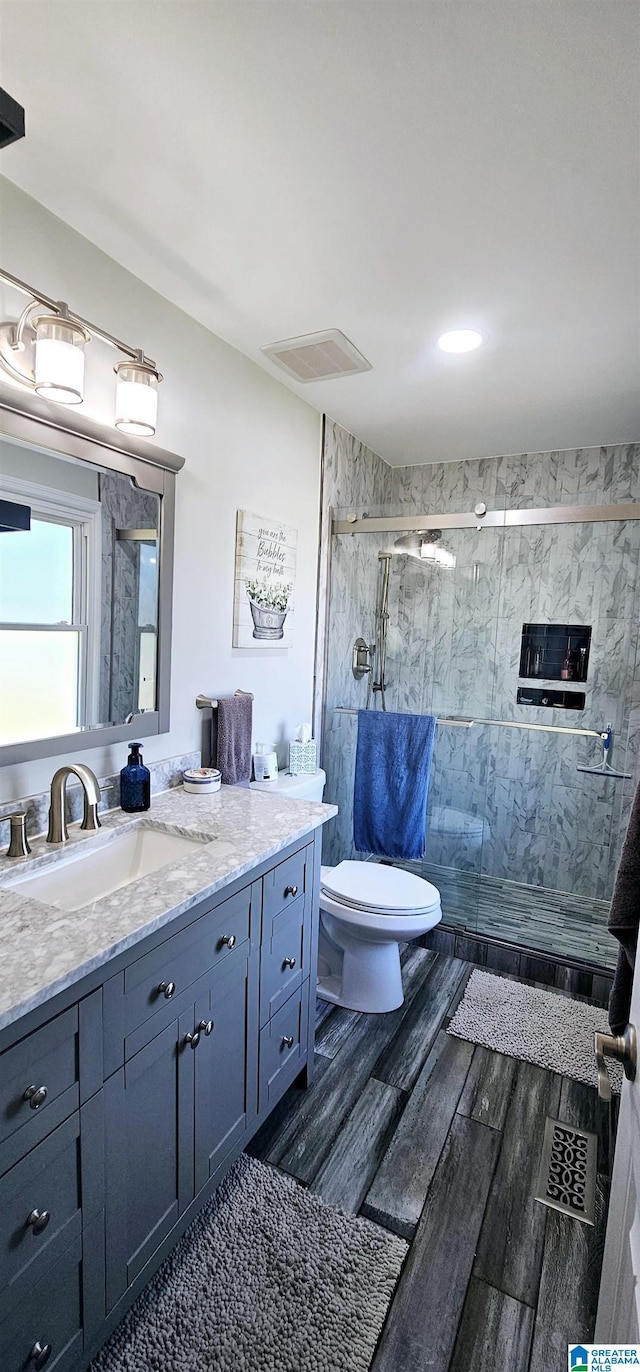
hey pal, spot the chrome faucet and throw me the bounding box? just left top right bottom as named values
left=46, top=764, right=102, bottom=844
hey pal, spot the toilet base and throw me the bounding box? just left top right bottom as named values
left=317, top=913, right=405, bottom=1013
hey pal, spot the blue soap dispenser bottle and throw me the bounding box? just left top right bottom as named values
left=120, top=742, right=151, bottom=812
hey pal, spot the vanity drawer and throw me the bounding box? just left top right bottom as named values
left=122, top=887, right=252, bottom=1039
left=0, top=1230, right=82, bottom=1372
left=259, top=982, right=308, bottom=1113
left=0, top=1113, right=81, bottom=1317
left=263, top=847, right=308, bottom=925
left=260, top=895, right=308, bottom=1024
left=0, top=1008, right=80, bottom=1177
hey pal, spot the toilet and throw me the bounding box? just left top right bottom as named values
left=317, top=861, right=442, bottom=1013
left=250, top=767, right=442, bottom=1015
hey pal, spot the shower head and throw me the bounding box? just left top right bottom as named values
left=393, top=530, right=442, bottom=553
left=385, top=529, right=456, bottom=568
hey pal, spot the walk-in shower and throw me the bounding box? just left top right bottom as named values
left=322, top=487, right=640, bottom=974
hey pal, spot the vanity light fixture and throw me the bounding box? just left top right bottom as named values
left=0, top=267, right=163, bottom=433
left=114, top=355, right=162, bottom=437
left=437, top=328, right=483, bottom=354
left=32, top=306, right=90, bottom=405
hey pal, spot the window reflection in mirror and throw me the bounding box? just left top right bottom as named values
left=0, top=436, right=160, bottom=747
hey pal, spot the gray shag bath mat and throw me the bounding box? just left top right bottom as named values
left=90, top=1153, right=407, bottom=1372
left=448, top=969, right=622, bottom=1094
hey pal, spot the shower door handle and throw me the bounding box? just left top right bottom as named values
left=594, top=1024, right=636, bottom=1100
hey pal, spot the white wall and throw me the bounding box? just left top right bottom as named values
left=0, top=179, right=322, bottom=801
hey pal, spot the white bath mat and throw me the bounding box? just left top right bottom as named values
left=448, top=969, right=622, bottom=1094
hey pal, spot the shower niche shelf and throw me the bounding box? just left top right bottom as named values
left=519, top=623, right=591, bottom=684
left=517, top=687, right=586, bottom=711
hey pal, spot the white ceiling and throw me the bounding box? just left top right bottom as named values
left=0, top=1, right=638, bottom=466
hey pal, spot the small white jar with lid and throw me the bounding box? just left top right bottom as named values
left=253, top=744, right=278, bottom=782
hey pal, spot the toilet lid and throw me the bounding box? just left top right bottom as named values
left=320, top=861, right=440, bottom=915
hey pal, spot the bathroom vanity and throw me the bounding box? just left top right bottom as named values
left=0, top=785, right=335, bottom=1371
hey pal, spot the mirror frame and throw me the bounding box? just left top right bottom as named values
left=0, top=381, right=184, bottom=766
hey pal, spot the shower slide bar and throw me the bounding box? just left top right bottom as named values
left=332, top=500, right=640, bottom=536
left=333, top=706, right=605, bottom=739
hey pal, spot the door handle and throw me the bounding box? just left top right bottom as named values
left=594, top=1023, right=637, bottom=1101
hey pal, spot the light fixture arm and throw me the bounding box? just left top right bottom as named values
left=0, top=267, right=157, bottom=370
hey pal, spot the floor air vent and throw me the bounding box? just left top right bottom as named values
left=261, top=329, right=372, bottom=383
left=534, top=1117, right=597, bottom=1225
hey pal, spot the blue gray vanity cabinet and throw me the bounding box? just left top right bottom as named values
left=0, top=828, right=322, bottom=1372
left=104, top=944, right=257, bottom=1309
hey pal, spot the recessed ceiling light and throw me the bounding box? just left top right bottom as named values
left=438, top=329, right=484, bottom=354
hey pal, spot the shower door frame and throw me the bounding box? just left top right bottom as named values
left=319, top=497, right=640, bottom=973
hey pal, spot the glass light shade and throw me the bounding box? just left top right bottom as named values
left=115, top=363, right=159, bottom=437
left=33, top=315, right=89, bottom=405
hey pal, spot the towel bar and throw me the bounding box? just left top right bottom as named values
left=196, top=691, right=254, bottom=710
left=333, top=706, right=603, bottom=738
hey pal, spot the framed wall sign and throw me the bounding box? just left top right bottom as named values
left=233, top=509, right=297, bottom=649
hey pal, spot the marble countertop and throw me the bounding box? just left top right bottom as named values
left=0, top=785, right=337, bottom=1034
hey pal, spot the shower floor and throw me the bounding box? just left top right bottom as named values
left=392, top=860, right=615, bottom=971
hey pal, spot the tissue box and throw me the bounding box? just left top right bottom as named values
left=289, top=740, right=317, bottom=774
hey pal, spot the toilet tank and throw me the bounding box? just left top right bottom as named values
left=250, top=769, right=326, bottom=802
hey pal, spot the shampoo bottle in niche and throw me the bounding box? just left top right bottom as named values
left=120, top=742, right=151, bottom=812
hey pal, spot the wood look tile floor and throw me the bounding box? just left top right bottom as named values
left=248, top=948, right=614, bottom=1372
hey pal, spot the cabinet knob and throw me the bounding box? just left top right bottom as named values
left=184, top=1030, right=201, bottom=1049
left=283, top=956, right=297, bottom=970
left=197, top=1019, right=214, bottom=1037
left=27, top=1208, right=51, bottom=1235
left=281, top=1035, right=295, bottom=1049
left=29, top=1343, right=52, bottom=1370
left=23, top=1085, right=47, bottom=1110
left=220, top=934, right=236, bottom=949
left=157, top=980, right=176, bottom=999
left=284, top=885, right=298, bottom=898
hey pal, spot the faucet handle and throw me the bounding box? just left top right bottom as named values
left=5, top=812, right=31, bottom=859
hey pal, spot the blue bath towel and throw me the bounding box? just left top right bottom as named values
left=353, top=709, right=437, bottom=860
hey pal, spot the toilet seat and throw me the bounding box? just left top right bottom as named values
left=320, top=860, right=440, bottom=917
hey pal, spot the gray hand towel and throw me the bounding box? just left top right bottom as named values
left=608, top=779, right=640, bottom=1033
left=213, top=693, right=253, bottom=785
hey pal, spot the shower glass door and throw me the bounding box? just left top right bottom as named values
left=324, top=505, right=640, bottom=972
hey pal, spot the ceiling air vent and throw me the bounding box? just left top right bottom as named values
left=261, top=329, right=372, bottom=383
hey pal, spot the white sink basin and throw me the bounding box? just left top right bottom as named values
left=1, top=824, right=210, bottom=912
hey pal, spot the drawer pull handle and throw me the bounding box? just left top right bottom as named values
left=282, top=1035, right=295, bottom=1049
left=184, top=1030, right=201, bottom=1049
left=283, top=956, right=297, bottom=970
left=198, top=1019, right=214, bottom=1037
left=158, top=980, right=176, bottom=999
left=29, top=1343, right=52, bottom=1370
left=23, top=1085, right=47, bottom=1110
left=27, top=1209, right=51, bottom=1235
left=220, top=934, right=236, bottom=949
left=284, top=885, right=298, bottom=898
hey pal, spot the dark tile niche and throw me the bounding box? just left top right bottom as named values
left=519, top=623, right=591, bottom=683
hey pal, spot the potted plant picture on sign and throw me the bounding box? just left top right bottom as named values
left=245, top=578, right=293, bottom=640
left=233, top=510, right=298, bottom=649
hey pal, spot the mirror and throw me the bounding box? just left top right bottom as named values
left=0, top=387, right=181, bottom=767
left=0, top=434, right=160, bottom=747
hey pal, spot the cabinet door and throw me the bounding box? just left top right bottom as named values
left=194, top=949, right=258, bottom=1194
left=104, top=1011, right=194, bottom=1311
